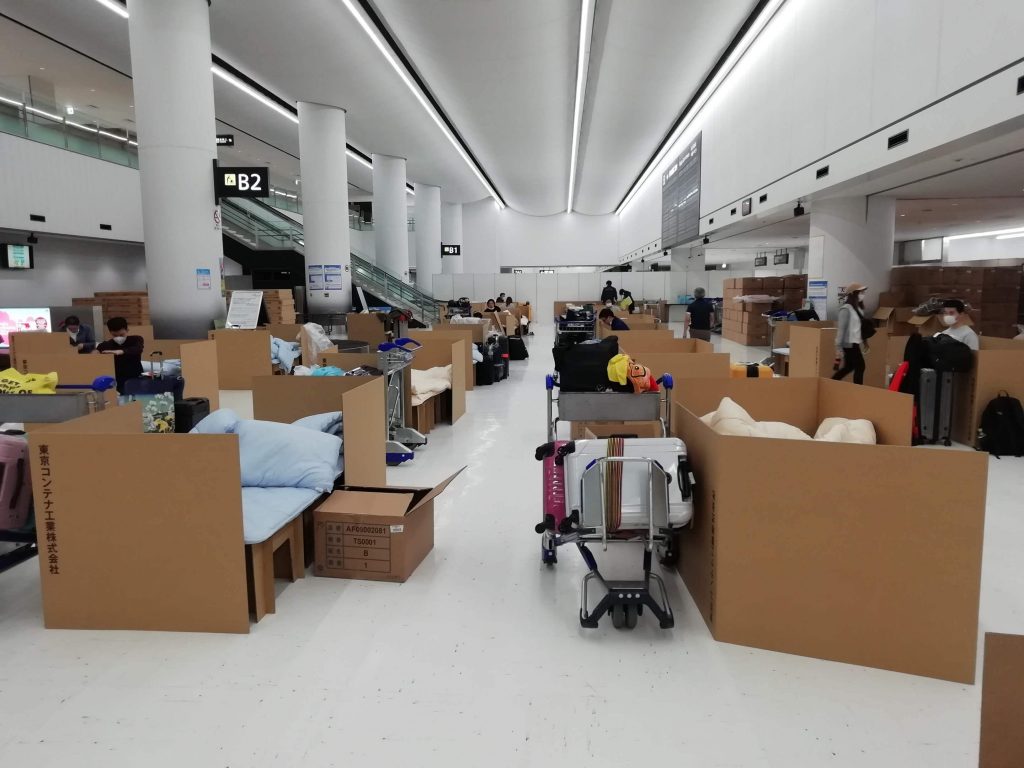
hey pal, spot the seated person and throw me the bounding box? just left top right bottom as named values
left=599, top=307, right=629, bottom=331
left=62, top=314, right=97, bottom=353
left=95, top=316, right=145, bottom=393
left=936, top=299, right=979, bottom=351
left=484, top=299, right=501, bottom=313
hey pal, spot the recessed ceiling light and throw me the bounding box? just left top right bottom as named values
left=38, top=67, right=45, bottom=71
left=899, top=214, right=905, bottom=217
left=90, top=89, right=96, bottom=93
left=65, top=106, right=75, bottom=115
left=951, top=202, right=958, bottom=206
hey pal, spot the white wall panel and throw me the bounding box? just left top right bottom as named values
left=555, top=274, right=580, bottom=300
left=494, top=273, right=516, bottom=299
left=0, top=133, right=143, bottom=241
left=621, top=272, right=644, bottom=297
left=473, top=273, right=495, bottom=301
left=870, top=0, right=941, bottom=128
left=488, top=208, right=619, bottom=267
left=463, top=200, right=499, bottom=273
left=432, top=274, right=454, bottom=300
left=643, top=272, right=668, bottom=301
left=452, top=274, right=475, bottom=299
left=514, top=274, right=538, bottom=315
left=938, top=0, right=1024, bottom=94
left=536, top=273, right=557, bottom=326
left=577, top=272, right=601, bottom=301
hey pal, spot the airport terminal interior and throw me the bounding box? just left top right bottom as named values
left=1, top=1, right=1023, bottom=765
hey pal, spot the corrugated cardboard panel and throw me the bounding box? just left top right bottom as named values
left=33, top=401, right=143, bottom=434
left=675, top=377, right=821, bottom=436
left=960, top=348, right=1024, bottom=447
left=980, top=633, right=1024, bottom=767
left=27, top=431, right=249, bottom=633
left=618, top=337, right=711, bottom=354
left=9, top=332, right=71, bottom=368
left=772, top=321, right=834, bottom=349
left=208, top=329, right=272, bottom=390
left=629, top=352, right=731, bottom=382
left=407, top=466, right=467, bottom=513
left=448, top=340, right=466, bottom=422
left=19, top=352, right=115, bottom=383
left=817, top=378, right=912, bottom=445
left=319, top=490, right=415, bottom=517
left=345, top=313, right=388, bottom=346
left=148, top=339, right=189, bottom=359
left=252, top=375, right=378, bottom=424
left=788, top=325, right=835, bottom=379
left=319, top=352, right=379, bottom=371
left=339, top=377, right=386, bottom=487
left=179, top=340, right=220, bottom=411
left=434, top=322, right=486, bottom=344
left=409, top=329, right=475, bottom=390
left=264, top=323, right=304, bottom=342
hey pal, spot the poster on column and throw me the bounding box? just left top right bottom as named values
left=307, top=265, right=325, bottom=291
left=808, top=279, right=828, bottom=320
left=196, top=268, right=212, bottom=290
left=324, top=265, right=344, bottom=291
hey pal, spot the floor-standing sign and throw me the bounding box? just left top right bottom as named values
left=225, top=290, right=263, bottom=329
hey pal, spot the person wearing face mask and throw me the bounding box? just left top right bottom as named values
left=62, top=314, right=96, bottom=353
left=832, top=283, right=874, bottom=385
left=95, top=316, right=145, bottom=393
left=935, top=299, right=979, bottom=351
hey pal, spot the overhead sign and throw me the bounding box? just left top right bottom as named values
left=754, top=255, right=768, bottom=267
left=660, top=132, right=702, bottom=249
left=773, top=252, right=790, bottom=265
left=225, top=290, right=263, bottom=329
left=441, top=244, right=461, bottom=256
left=216, top=134, right=235, bottom=147
left=213, top=165, right=269, bottom=200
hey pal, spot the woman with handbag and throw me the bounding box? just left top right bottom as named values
left=832, top=283, right=875, bottom=385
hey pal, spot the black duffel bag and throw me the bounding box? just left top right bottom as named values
left=552, top=336, right=619, bottom=391
left=925, top=333, right=974, bottom=373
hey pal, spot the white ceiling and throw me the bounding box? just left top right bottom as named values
left=0, top=0, right=759, bottom=216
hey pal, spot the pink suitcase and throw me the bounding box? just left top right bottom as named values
left=537, top=440, right=568, bottom=564
left=0, top=435, right=32, bottom=530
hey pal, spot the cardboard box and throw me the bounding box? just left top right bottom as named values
left=736, top=277, right=763, bottom=291
left=582, top=422, right=664, bottom=439
left=771, top=320, right=834, bottom=349
left=314, top=468, right=465, bottom=582
left=788, top=325, right=891, bottom=388
left=980, top=301, right=1020, bottom=320
left=783, top=274, right=808, bottom=290
left=983, top=267, right=1023, bottom=288
left=877, top=290, right=907, bottom=307
left=782, top=288, right=805, bottom=310
left=672, top=378, right=987, bottom=683
left=979, top=285, right=1021, bottom=304
left=761, top=277, right=786, bottom=294
left=979, top=633, right=1024, bottom=767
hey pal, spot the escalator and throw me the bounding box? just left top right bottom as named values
left=219, top=198, right=440, bottom=325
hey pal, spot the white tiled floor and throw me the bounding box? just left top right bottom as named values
left=1, top=323, right=1022, bottom=767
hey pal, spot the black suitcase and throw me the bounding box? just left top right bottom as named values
left=475, top=344, right=495, bottom=386
left=495, top=336, right=510, bottom=379
left=174, top=397, right=211, bottom=433
left=918, top=368, right=953, bottom=446
left=508, top=336, right=529, bottom=361
left=553, top=336, right=619, bottom=392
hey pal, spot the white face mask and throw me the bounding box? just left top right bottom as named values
left=113, top=335, right=127, bottom=345
left=67, top=329, right=78, bottom=340
left=941, top=315, right=957, bottom=327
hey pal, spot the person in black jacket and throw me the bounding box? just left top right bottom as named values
left=62, top=314, right=97, bottom=353
left=600, top=280, right=618, bottom=304
left=95, top=316, right=145, bottom=394
left=599, top=308, right=629, bottom=331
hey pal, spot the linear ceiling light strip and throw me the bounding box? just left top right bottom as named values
left=93, top=3, right=411, bottom=190
left=341, top=0, right=506, bottom=208
left=567, top=0, right=595, bottom=214
left=616, top=0, right=783, bottom=214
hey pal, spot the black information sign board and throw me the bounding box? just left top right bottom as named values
left=213, top=165, right=269, bottom=200
left=660, top=132, right=702, bottom=249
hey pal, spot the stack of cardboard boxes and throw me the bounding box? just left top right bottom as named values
left=721, top=275, right=808, bottom=346
left=259, top=289, right=297, bottom=324
left=73, top=291, right=151, bottom=326
left=882, top=266, right=1022, bottom=338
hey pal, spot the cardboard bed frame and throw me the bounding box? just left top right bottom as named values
left=672, top=377, right=987, bottom=683
left=617, top=336, right=714, bottom=355
left=208, top=329, right=272, bottom=389
left=952, top=336, right=1024, bottom=447
left=409, top=329, right=476, bottom=391
left=405, top=338, right=466, bottom=434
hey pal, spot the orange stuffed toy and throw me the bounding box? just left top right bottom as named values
left=627, top=361, right=659, bottom=394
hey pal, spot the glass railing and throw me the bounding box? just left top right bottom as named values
left=0, top=86, right=138, bottom=168
left=350, top=253, right=439, bottom=323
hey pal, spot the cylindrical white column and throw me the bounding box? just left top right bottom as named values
left=809, top=197, right=896, bottom=318
left=127, top=0, right=224, bottom=337
left=414, top=184, right=441, bottom=294
left=372, top=154, right=410, bottom=282
left=298, top=102, right=351, bottom=313
left=441, top=202, right=464, bottom=274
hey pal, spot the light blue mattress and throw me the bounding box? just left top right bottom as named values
left=242, top=486, right=322, bottom=545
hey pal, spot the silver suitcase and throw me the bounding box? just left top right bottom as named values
left=918, top=368, right=953, bottom=445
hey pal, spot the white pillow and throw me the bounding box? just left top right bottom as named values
left=815, top=417, right=877, bottom=444
left=704, top=397, right=812, bottom=440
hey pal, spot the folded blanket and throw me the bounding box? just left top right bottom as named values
left=292, top=411, right=344, bottom=437
left=410, top=364, right=452, bottom=406
left=701, top=397, right=877, bottom=444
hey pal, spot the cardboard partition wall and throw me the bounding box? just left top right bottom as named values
left=627, top=351, right=732, bottom=382
left=433, top=321, right=488, bottom=344
left=251, top=374, right=386, bottom=487
left=179, top=340, right=220, bottom=411
left=346, top=313, right=388, bottom=346
left=27, top=403, right=250, bottom=633
left=18, top=352, right=115, bottom=384
left=979, top=633, right=1024, bottom=767
left=208, top=329, right=272, bottom=389
left=787, top=325, right=890, bottom=388
left=600, top=328, right=676, bottom=345
left=771, top=320, right=835, bottom=349
left=410, top=338, right=466, bottom=424
left=318, top=351, right=380, bottom=371
left=408, top=329, right=475, bottom=390
left=9, top=332, right=73, bottom=368
left=952, top=337, right=1024, bottom=447
left=672, top=377, right=987, bottom=683
left=618, top=337, right=713, bottom=355
left=264, top=323, right=305, bottom=342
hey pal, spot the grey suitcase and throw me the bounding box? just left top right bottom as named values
left=919, top=368, right=953, bottom=446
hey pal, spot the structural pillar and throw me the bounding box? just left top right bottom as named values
left=414, top=184, right=441, bottom=294
left=372, top=154, right=410, bottom=282
left=298, top=102, right=351, bottom=312
left=809, top=197, right=896, bottom=319
left=441, top=202, right=464, bottom=274
left=127, top=0, right=224, bottom=337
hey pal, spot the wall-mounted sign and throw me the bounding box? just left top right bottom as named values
left=213, top=165, right=269, bottom=200
left=307, top=265, right=325, bottom=291
left=741, top=197, right=752, bottom=216
left=216, top=134, right=235, bottom=147
left=196, top=268, right=212, bottom=290
left=660, top=132, right=702, bottom=249
left=324, top=265, right=344, bottom=291
left=754, top=255, right=768, bottom=267
left=441, top=244, right=461, bottom=256
left=773, top=252, right=790, bottom=265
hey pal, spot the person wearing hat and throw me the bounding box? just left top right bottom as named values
left=832, top=283, right=874, bottom=385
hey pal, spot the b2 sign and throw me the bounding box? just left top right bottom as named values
left=214, top=166, right=269, bottom=199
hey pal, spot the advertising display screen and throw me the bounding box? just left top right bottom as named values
left=5, top=244, right=33, bottom=269
left=0, top=307, right=52, bottom=349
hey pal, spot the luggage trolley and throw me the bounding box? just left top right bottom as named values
left=555, top=313, right=596, bottom=346
left=378, top=338, right=428, bottom=465
left=545, top=372, right=674, bottom=443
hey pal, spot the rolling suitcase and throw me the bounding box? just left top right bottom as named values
left=0, top=434, right=31, bottom=530
left=536, top=440, right=569, bottom=564
left=174, top=397, right=210, bottom=433
left=124, top=353, right=185, bottom=434
left=475, top=344, right=495, bottom=386
left=494, top=336, right=510, bottom=380
left=918, top=368, right=953, bottom=446
left=507, top=336, right=529, bottom=361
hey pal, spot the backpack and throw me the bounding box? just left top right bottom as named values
left=978, top=392, right=1024, bottom=458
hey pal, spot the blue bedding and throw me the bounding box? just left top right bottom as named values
left=271, top=337, right=302, bottom=373
left=242, top=487, right=321, bottom=545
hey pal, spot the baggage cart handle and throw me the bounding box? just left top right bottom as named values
left=677, top=456, right=695, bottom=500
left=581, top=456, right=670, bottom=551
